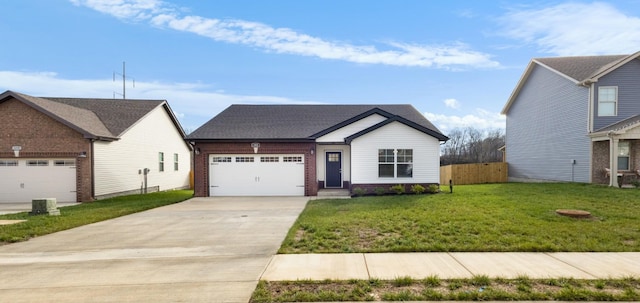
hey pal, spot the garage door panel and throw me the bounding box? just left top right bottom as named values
left=0, top=159, right=76, bottom=203
left=210, top=161, right=258, bottom=196
left=209, top=154, right=304, bottom=196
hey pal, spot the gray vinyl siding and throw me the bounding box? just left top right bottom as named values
left=506, top=65, right=590, bottom=182
left=593, top=58, right=640, bottom=130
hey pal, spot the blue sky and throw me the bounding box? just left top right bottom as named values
left=2, top=0, right=640, bottom=133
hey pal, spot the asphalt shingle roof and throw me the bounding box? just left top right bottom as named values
left=45, top=97, right=164, bottom=137
left=595, top=114, right=640, bottom=133
left=1, top=91, right=168, bottom=140
left=535, top=55, right=628, bottom=82
left=187, top=104, right=445, bottom=140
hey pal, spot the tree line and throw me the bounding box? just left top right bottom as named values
left=440, top=127, right=505, bottom=165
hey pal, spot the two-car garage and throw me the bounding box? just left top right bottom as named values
left=209, top=154, right=305, bottom=196
left=0, top=158, right=77, bottom=203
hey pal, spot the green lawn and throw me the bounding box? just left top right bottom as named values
left=0, top=190, right=193, bottom=244
left=280, top=183, right=640, bottom=253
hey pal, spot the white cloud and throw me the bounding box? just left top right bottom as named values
left=424, top=109, right=505, bottom=133
left=0, top=70, right=320, bottom=131
left=499, top=2, right=640, bottom=55
left=70, top=0, right=500, bottom=69
left=443, top=98, right=460, bottom=109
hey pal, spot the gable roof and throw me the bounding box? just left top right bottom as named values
left=535, top=55, right=628, bottom=83
left=0, top=90, right=184, bottom=141
left=501, top=52, right=640, bottom=115
left=187, top=104, right=448, bottom=141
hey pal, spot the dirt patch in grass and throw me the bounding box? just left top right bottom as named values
left=294, top=229, right=305, bottom=242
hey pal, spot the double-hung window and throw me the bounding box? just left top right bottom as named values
left=396, top=149, right=413, bottom=178
left=618, top=141, right=630, bottom=171
left=378, top=149, right=413, bottom=178
left=598, top=86, right=617, bottom=116
left=159, top=152, right=164, bottom=172
left=174, top=153, right=179, bottom=171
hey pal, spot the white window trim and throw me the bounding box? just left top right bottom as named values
left=598, top=86, right=618, bottom=117
left=618, top=141, right=630, bottom=171
left=378, top=148, right=413, bottom=179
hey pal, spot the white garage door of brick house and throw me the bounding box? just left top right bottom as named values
left=209, top=154, right=305, bottom=196
left=0, top=159, right=76, bottom=203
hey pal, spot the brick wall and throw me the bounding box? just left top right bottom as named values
left=192, top=141, right=317, bottom=196
left=591, top=141, right=609, bottom=184
left=592, top=139, right=640, bottom=185
left=0, top=98, right=93, bottom=202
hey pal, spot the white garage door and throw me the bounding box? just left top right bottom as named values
left=209, top=154, right=305, bottom=196
left=0, top=159, right=77, bottom=203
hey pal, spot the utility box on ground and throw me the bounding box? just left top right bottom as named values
left=30, top=198, right=60, bottom=216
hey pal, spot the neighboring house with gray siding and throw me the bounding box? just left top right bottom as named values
left=502, top=52, right=640, bottom=187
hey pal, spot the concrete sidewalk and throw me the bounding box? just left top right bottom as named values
left=262, top=252, right=640, bottom=281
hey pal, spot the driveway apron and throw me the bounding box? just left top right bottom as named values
left=0, top=197, right=308, bottom=303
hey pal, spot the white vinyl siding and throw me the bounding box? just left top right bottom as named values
left=351, top=122, right=441, bottom=184
left=93, top=106, right=190, bottom=197
left=316, top=114, right=387, bottom=142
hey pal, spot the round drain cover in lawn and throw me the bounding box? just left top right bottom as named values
left=556, top=209, right=591, bottom=218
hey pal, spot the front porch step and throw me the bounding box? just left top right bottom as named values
left=316, top=189, right=351, bottom=198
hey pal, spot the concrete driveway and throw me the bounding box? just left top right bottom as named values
left=0, top=197, right=308, bottom=303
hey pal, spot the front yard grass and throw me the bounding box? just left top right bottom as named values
left=280, top=183, right=640, bottom=253
left=0, top=190, right=193, bottom=244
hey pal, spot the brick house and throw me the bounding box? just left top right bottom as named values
left=0, top=90, right=191, bottom=203
left=187, top=104, right=448, bottom=196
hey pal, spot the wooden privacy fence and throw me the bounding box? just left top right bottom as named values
left=440, top=162, right=508, bottom=185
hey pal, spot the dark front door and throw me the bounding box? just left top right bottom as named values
left=325, top=152, right=342, bottom=188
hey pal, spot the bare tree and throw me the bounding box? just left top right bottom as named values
left=441, top=127, right=504, bottom=165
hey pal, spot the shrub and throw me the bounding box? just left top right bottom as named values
left=427, top=184, right=439, bottom=193
left=352, top=187, right=367, bottom=197
left=411, top=184, right=426, bottom=194
left=390, top=184, right=405, bottom=195
left=374, top=187, right=386, bottom=196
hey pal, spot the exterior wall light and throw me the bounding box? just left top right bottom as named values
left=12, top=146, right=21, bottom=157
left=251, top=142, right=260, bottom=154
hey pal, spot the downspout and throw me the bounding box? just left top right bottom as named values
left=91, top=139, right=96, bottom=200
left=587, top=82, right=595, bottom=183
left=587, top=82, right=595, bottom=132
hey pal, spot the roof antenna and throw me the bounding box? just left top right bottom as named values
left=113, top=61, right=135, bottom=99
